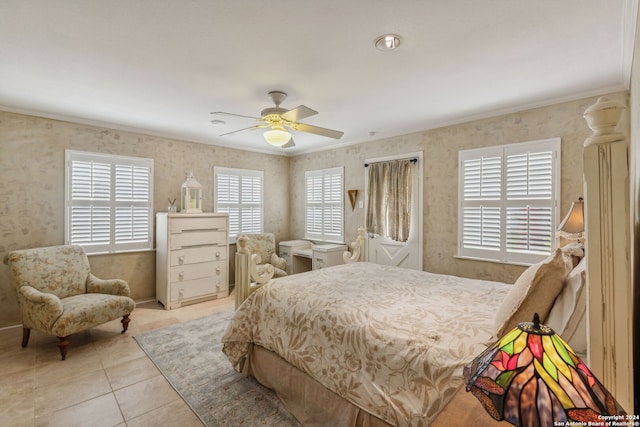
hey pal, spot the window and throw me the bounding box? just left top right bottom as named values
left=213, top=167, right=263, bottom=241
left=65, top=150, right=153, bottom=254
left=305, top=167, right=344, bottom=243
left=457, top=138, right=561, bottom=265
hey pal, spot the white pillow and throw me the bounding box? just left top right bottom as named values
left=546, top=258, right=587, bottom=354
left=493, top=248, right=574, bottom=337
left=562, top=288, right=587, bottom=355
left=545, top=257, right=586, bottom=334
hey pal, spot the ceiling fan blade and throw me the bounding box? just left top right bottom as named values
left=281, top=105, right=318, bottom=122
left=289, top=122, right=344, bottom=139
left=219, top=125, right=264, bottom=137
left=282, top=138, right=296, bottom=149
left=211, top=111, right=261, bottom=120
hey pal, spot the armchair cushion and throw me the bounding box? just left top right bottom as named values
left=53, top=293, right=135, bottom=337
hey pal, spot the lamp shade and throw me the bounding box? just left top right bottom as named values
left=464, top=314, right=625, bottom=427
left=264, top=126, right=291, bottom=146
left=557, top=198, right=584, bottom=235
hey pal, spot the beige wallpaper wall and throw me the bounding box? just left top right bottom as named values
left=0, top=91, right=627, bottom=327
left=0, top=112, right=290, bottom=326
left=290, top=92, right=628, bottom=284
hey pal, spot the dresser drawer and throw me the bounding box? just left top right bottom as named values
left=169, top=246, right=226, bottom=266
left=170, top=276, right=228, bottom=302
left=170, top=216, right=226, bottom=233
left=169, top=230, right=227, bottom=249
left=169, top=260, right=226, bottom=282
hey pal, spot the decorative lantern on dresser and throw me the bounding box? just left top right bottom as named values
left=155, top=211, right=229, bottom=309
left=181, top=172, right=203, bottom=213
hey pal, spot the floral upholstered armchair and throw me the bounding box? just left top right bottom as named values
left=239, top=233, right=288, bottom=278
left=4, top=245, right=135, bottom=360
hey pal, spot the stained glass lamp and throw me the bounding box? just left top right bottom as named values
left=464, top=313, right=626, bottom=427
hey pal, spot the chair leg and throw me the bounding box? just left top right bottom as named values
left=57, top=336, right=70, bottom=361
left=121, top=314, right=131, bottom=333
left=21, top=328, right=31, bottom=348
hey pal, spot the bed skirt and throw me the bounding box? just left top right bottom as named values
left=244, top=344, right=393, bottom=427
left=242, top=344, right=500, bottom=427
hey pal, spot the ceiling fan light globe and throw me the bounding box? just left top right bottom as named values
left=264, top=129, right=291, bottom=146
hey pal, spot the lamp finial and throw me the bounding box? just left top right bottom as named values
left=532, top=312, right=540, bottom=329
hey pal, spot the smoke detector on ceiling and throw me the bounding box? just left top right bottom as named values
left=375, top=34, right=401, bottom=51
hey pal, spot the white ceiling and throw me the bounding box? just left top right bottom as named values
left=0, top=1, right=636, bottom=155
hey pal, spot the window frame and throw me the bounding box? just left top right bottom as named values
left=457, top=138, right=561, bottom=265
left=213, top=166, right=264, bottom=243
left=304, top=166, right=345, bottom=243
left=64, top=149, right=154, bottom=255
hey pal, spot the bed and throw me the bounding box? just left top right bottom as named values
left=222, top=233, right=585, bottom=427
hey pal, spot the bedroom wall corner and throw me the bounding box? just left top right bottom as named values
left=0, top=111, right=291, bottom=327
left=290, top=94, right=623, bottom=285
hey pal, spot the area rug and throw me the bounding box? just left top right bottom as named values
left=134, top=311, right=301, bottom=427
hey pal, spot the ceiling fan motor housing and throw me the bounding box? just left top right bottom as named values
left=261, top=107, right=288, bottom=118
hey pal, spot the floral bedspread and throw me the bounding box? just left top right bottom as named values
left=222, top=262, right=510, bottom=427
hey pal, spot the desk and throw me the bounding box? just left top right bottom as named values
left=309, top=244, right=347, bottom=270
left=279, top=240, right=347, bottom=274
left=279, top=240, right=312, bottom=275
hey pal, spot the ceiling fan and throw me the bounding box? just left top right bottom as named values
left=211, top=91, right=344, bottom=148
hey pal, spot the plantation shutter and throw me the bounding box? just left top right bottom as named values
left=305, top=167, right=344, bottom=242
left=214, top=167, right=263, bottom=241
left=460, top=149, right=502, bottom=256
left=114, top=164, right=152, bottom=247
left=215, top=172, right=240, bottom=237
left=458, top=138, right=560, bottom=265
left=240, top=174, right=262, bottom=234
left=65, top=150, right=153, bottom=254
left=504, top=148, right=555, bottom=260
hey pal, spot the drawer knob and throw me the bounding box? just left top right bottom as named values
left=178, top=271, right=184, bottom=280
left=216, top=266, right=221, bottom=274
left=216, top=251, right=221, bottom=259
left=178, top=255, right=185, bottom=264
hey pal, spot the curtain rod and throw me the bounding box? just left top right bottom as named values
left=364, top=158, right=418, bottom=167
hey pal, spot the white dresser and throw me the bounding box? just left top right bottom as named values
left=156, top=213, right=229, bottom=309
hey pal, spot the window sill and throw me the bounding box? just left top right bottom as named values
left=86, top=248, right=156, bottom=257
left=454, top=255, right=533, bottom=268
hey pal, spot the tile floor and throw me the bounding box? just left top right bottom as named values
left=0, top=294, right=235, bottom=427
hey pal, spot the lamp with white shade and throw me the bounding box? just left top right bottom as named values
left=557, top=197, right=584, bottom=243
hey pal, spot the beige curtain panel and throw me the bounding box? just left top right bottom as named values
left=366, top=159, right=413, bottom=242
